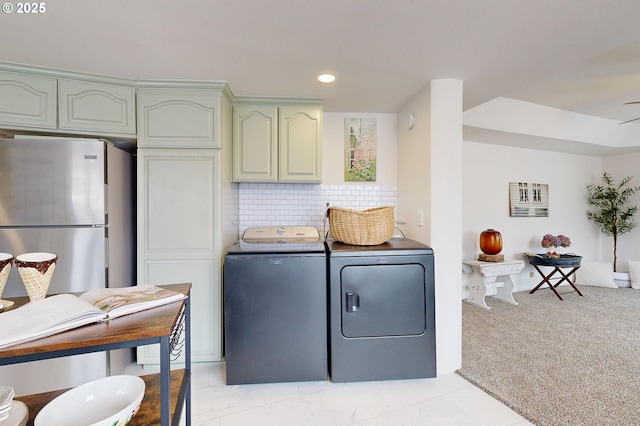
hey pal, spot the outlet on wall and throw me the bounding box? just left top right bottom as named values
left=418, top=209, right=424, bottom=227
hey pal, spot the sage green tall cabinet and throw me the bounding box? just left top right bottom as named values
left=136, top=83, right=237, bottom=364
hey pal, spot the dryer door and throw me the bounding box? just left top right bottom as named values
left=340, top=264, right=426, bottom=338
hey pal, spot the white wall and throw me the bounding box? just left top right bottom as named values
left=429, top=80, right=464, bottom=375
left=602, top=152, right=640, bottom=271
left=462, top=141, right=603, bottom=294
left=322, top=112, right=397, bottom=186
left=397, top=80, right=464, bottom=375
left=396, top=86, right=431, bottom=242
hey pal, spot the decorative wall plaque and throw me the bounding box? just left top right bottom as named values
left=509, top=182, right=549, bottom=217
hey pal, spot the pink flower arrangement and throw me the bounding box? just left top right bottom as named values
left=541, top=234, right=571, bottom=258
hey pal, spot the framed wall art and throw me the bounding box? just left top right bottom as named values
left=509, top=182, right=549, bottom=217
left=344, top=118, right=377, bottom=182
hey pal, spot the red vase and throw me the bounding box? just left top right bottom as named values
left=480, top=229, right=502, bottom=255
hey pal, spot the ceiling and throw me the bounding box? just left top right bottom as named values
left=3, top=0, right=640, bottom=154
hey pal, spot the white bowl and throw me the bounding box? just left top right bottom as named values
left=34, top=375, right=145, bottom=426
left=0, top=385, right=15, bottom=411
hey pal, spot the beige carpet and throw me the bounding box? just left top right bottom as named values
left=457, top=286, right=640, bottom=426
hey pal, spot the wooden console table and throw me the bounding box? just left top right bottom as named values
left=463, top=259, right=525, bottom=309
left=0, top=283, right=191, bottom=426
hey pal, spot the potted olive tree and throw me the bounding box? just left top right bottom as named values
left=586, top=172, right=640, bottom=276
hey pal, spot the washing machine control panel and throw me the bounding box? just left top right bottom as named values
left=242, top=226, right=320, bottom=243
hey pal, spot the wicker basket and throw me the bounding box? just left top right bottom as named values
left=328, top=206, right=395, bottom=245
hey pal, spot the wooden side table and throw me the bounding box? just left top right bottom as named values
left=2, top=283, right=192, bottom=426
left=529, top=264, right=583, bottom=300
left=463, top=259, right=525, bottom=309
left=525, top=253, right=583, bottom=300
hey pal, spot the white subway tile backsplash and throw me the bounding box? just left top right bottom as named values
left=237, top=183, right=397, bottom=235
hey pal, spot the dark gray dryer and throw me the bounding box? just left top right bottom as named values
left=326, top=237, right=436, bottom=383
left=223, top=226, right=327, bottom=385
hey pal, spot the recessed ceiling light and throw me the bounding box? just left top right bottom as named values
left=317, top=73, right=336, bottom=84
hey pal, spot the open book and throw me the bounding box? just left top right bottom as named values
left=0, top=284, right=186, bottom=349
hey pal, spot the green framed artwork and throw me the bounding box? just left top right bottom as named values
left=345, top=118, right=377, bottom=182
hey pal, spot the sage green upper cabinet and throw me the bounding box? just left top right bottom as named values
left=58, top=79, right=136, bottom=135
left=233, top=105, right=278, bottom=182
left=0, top=66, right=136, bottom=137
left=279, top=106, right=322, bottom=183
left=233, top=100, right=322, bottom=183
left=137, top=88, right=223, bottom=148
left=0, top=70, right=57, bottom=130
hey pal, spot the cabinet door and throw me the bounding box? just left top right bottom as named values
left=137, top=89, right=220, bottom=148
left=139, top=259, right=219, bottom=363
left=137, top=149, right=221, bottom=363
left=232, top=105, right=278, bottom=182
left=58, top=79, right=136, bottom=135
left=0, top=71, right=57, bottom=129
left=140, top=152, right=216, bottom=252
left=279, top=106, right=322, bottom=182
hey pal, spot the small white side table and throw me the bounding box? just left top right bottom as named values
left=462, top=259, right=525, bottom=309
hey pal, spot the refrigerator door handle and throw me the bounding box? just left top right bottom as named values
left=104, top=184, right=109, bottom=215
left=104, top=237, right=109, bottom=269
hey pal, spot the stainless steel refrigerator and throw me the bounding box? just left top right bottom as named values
left=0, top=137, right=135, bottom=395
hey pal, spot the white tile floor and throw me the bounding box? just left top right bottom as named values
left=131, top=362, right=532, bottom=425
